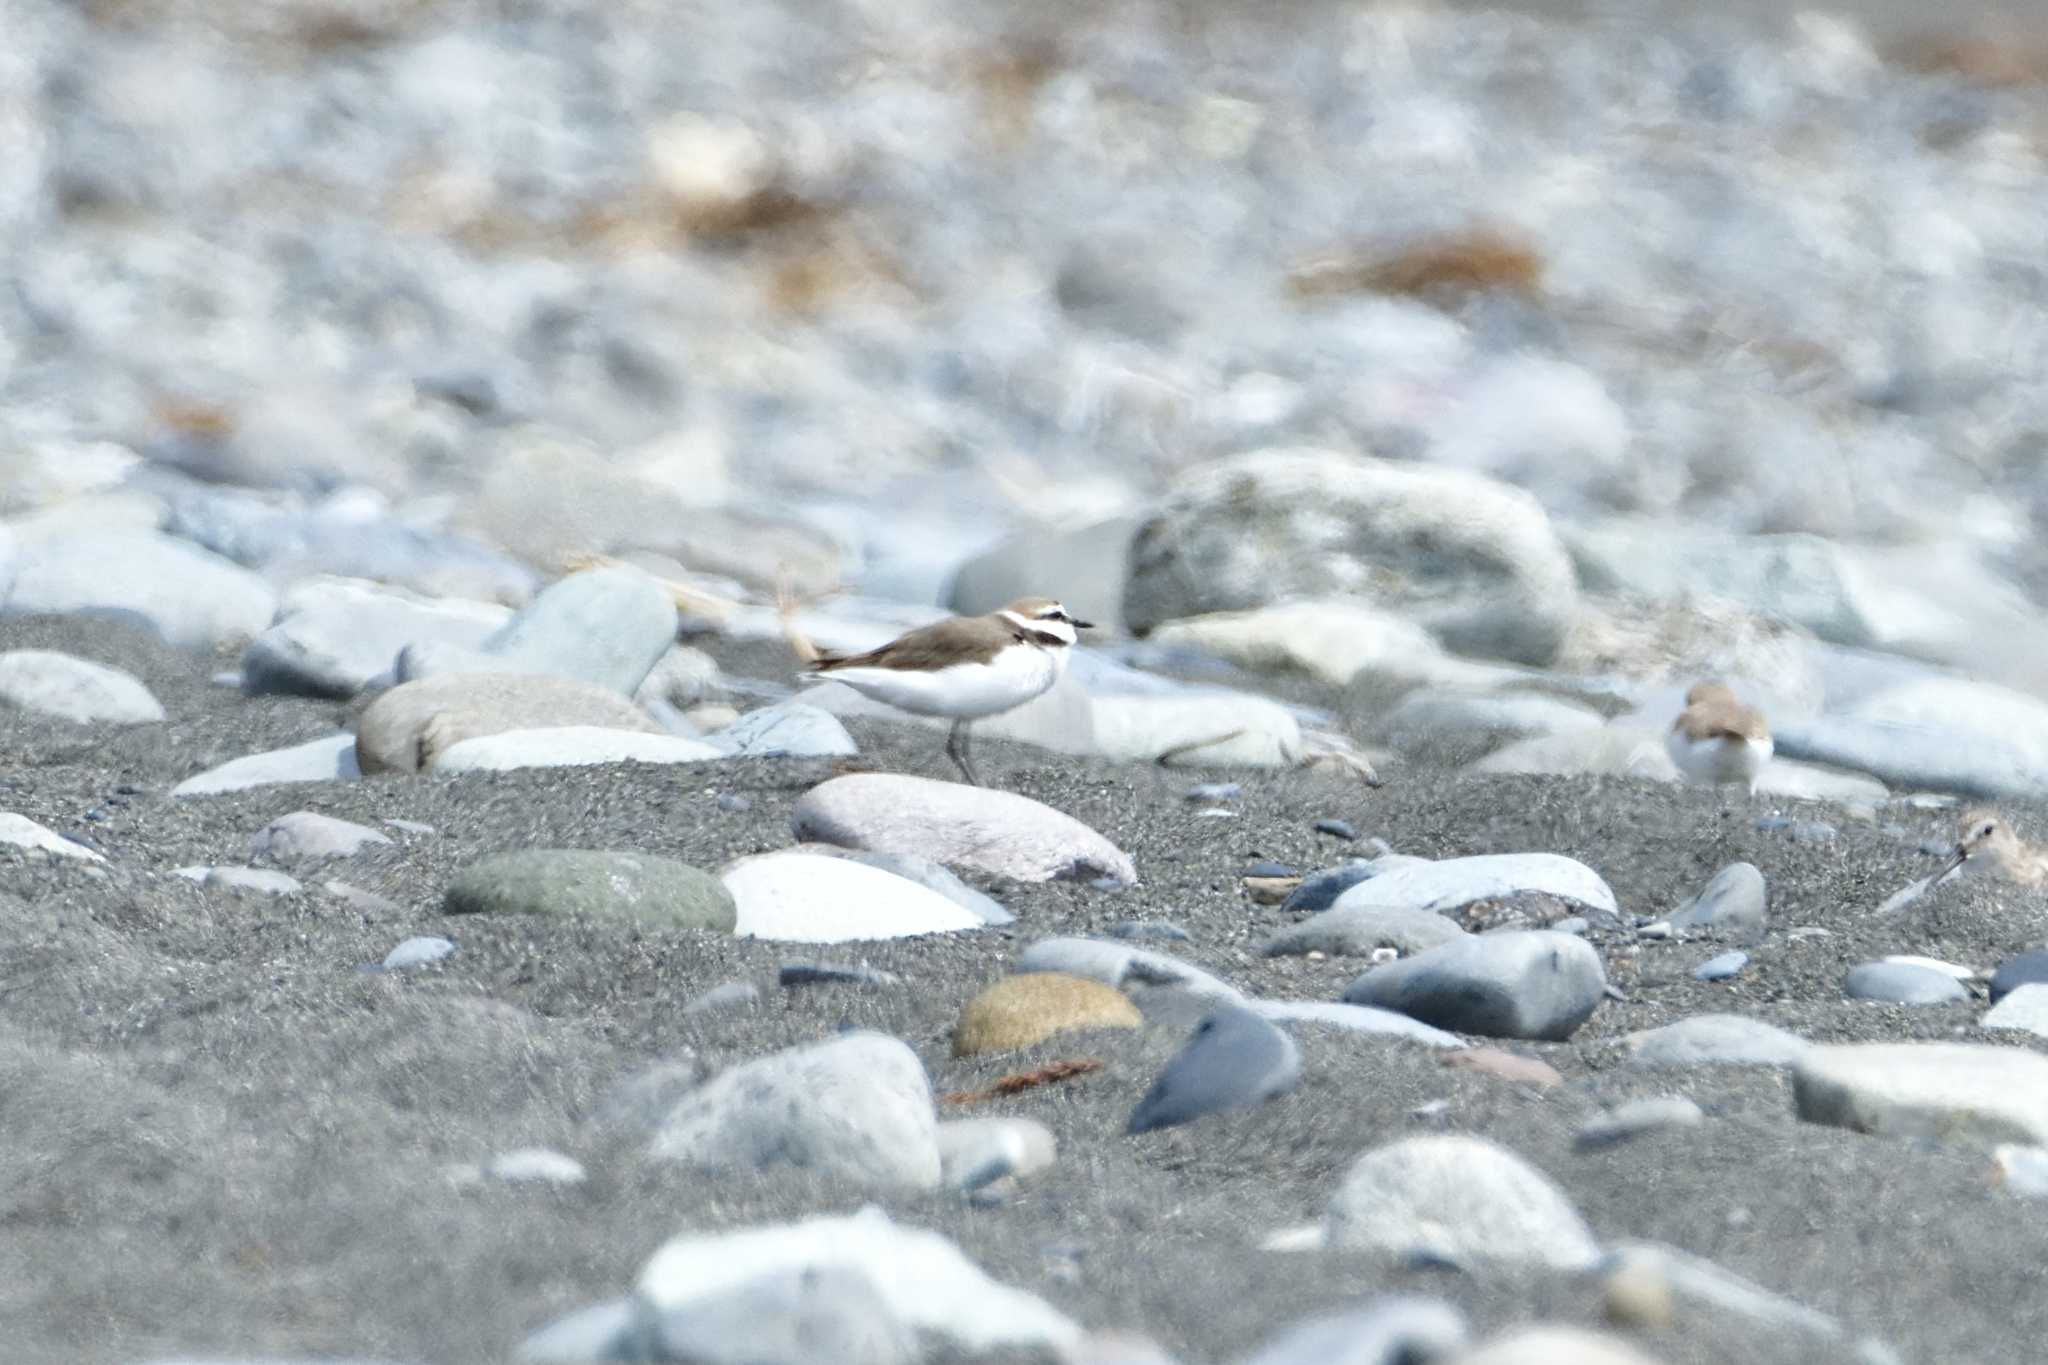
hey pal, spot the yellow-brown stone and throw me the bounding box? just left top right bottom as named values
left=952, top=973, right=1142, bottom=1057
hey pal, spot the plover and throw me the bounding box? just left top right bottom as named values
left=1935, top=808, right=2048, bottom=886
left=797, top=596, right=1091, bottom=786
left=1665, top=682, right=1772, bottom=791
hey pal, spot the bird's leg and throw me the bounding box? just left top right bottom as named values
left=947, top=720, right=984, bottom=787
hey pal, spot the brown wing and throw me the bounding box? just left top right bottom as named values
left=809, top=614, right=1015, bottom=673
left=1675, top=699, right=1769, bottom=743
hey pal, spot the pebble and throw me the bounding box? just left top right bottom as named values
left=1244, top=861, right=1298, bottom=879
left=0, top=650, right=166, bottom=724
left=470, top=564, right=678, bottom=695
left=382, top=936, right=456, bottom=970
left=722, top=853, right=983, bottom=943
left=707, top=700, right=858, bottom=758
left=1107, top=920, right=1192, bottom=942
left=780, top=960, right=903, bottom=989
left=789, top=844, right=1013, bottom=925
left=445, top=849, right=736, bottom=931
left=1575, top=1097, right=1706, bottom=1149
left=682, top=981, right=760, bottom=1014
left=952, top=973, right=1142, bottom=1057
left=1279, top=863, right=1378, bottom=914
left=936, top=1117, right=1057, bottom=1190
left=0, top=812, right=105, bottom=861
left=649, top=1032, right=941, bottom=1190
left=1016, top=937, right=1242, bottom=1003
left=354, top=672, right=664, bottom=776
left=172, top=733, right=362, bottom=796
left=1623, top=1014, right=1811, bottom=1068
left=1694, top=950, right=1749, bottom=982
left=2, top=529, right=277, bottom=651
left=1794, top=1041, right=2048, bottom=1146
left=242, top=582, right=508, bottom=698
left=1236, top=1297, right=1470, bottom=1365
left=1599, top=1242, right=1842, bottom=1340
left=792, top=773, right=1138, bottom=885
left=1843, top=961, right=1969, bottom=1006
left=1981, top=983, right=2048, bottom=1037
left=1329, top=852, right=1618, bottom=919
left=1666, top=862, right=1766, bottom=942
left=1342, top=930, right=1606, bottom=1041
left=249, top=811, right=392, bottom=863
left=1127, top=1004, right=1301, bottom=1135
left=431, top=725, right=723, bottom=774
left=1324, top=1134, right=1601, bottom=1270
left=176, top=866, right=303, bottom=896
left=476, top=1148, right=588, bottom=1187
left=1262, top=904, right=1468, bottom=959
left=1184, top=782, right=1241, bottom=802
left=1248, top=1000, right=1467, bottom=1049
left=1990, top=949, right=2048, bottom=1003
left=1313, top=818, right=1358, bottom=841
left=1443, top=1047, right=1563, bottom=1087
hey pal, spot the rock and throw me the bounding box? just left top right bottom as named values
left=1772, top=713, right=2048, bottom=801
left=1015, top=937, right=1241, bottom=1003
left=177, top=866, right=303, bottom=896
left=684, top=982, right=760, bottom=1014
left=707, top=701, right=857, bottom=758
left=354, top=673, right=664, bottom=775
left=1843, top=961, right=1969, bottom=1006
left=2, top=529, right=277, bottom=651
left=1314, top=818, right=1357, bottom=841
left=1250, top=1001, right=1468, bottom=1048
left=948, top=516, right=1140, bottom=635
left=1849, top=678, right=2048, bottom=786
left=1236, top=1297, right=1470, bottom=1365
left=1597, top=1243, right=1842, bottom=1341
left=1992, top=951, right=2048, bottom=1004
left=445, top=849, right=736, bottom=931
left=1443, top=1047, right=1563, bottom=1087
left=516, top=1297, right=638, bottom=1364
left=383, top=937, right=455, bottom=970
left=1279, top=863, right=1379, bottom=914
left=1794, top=1042, right=2048, bottom=1146
left=635, top=1206, right=1080, bottom=1356
left=791, top=774, right=1137, bottom=885
left=1983, top=983, right=2048, bottom=1036
left=1623, top=1015, right=1811, bottom=1068
left=1342, top=930, right=1606, bottom=1041
left=0, top=813, right=104, bottom=861
left=722, top=853, right=983, bottom=943
left=793, top=846, right=1012, bottom=925
left=1127, top=1004, right=1302, bottom=1134
left=0, top=650, right=165, bottom=724
left=1124, top=449, right=1579, bottom=665
left=249, top=811, right=392, bottom=863
left=648, top=1032, right=939, bottom=1190
left=1471, top=722, right=1679, bottom=781
left=1694, top=951, right=1749, bottom=981
left=1328, top=853, right=1618, bottom=920
left=1089, top=689, right=1304, bottom=768
left=635, top=644, right=722, bottom=712
left=1667, top=862, right=1767, bottom=942
left=1575, top=1097, right=1705, bottom=1149
left=1325, top=1135, right=1601, bottom=1270
left=470, top=565, right=677, bottom=695
left=936, top=1116, right=1057, bottom=1190
left=1454, top=1326, right=1666, bottom=1365
left=1186, top=782, right=1242, bottom=803
left=952, top=973, right=1143, bottom=1057
left=242, top=581, right=508, bottom=698
left=1262, top=904, right=1468, bottom=959
left=1145, top=600, right=1490, bottom=688
left=644, top=1265, right=913, bottom=1365
left=431, top=725, right=722, bottom=774
left=1382, top=688, right=1606, bottom=752
left=472, top=1148, right=588, bottom=1187
left=1752, top=759, right=1889, bottom=807
left=172, top=733, right=362, bottom=796
left=780, top=961, right=903, bottom=989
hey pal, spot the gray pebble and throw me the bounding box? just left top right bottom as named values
left=1185, top=782, right=1241, bottom=802
left=1844, top=961, right=1969, bottom=1006
left=1695, top=950, right=1749, bottom=982
left=1244, top=861, right=1298, bottom=879
left=1668, top=861, right=1767, bottom=942
left=1314, top=819, right=1359, bottom=841
left=1279, top=862, right=1377, bottom=915
left=382, top=936, right=456, bottom=970
left=780, top=961, right=902, bottom=989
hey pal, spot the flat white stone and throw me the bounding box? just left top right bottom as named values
left=0, top=650, right=165, bottom=724
left=0, top=812, right=102, bottom=861
left=1794, top=1042, right=2048, bottom=1146
left=721, top=853, right=982, bottom=943
left=173, top=733, right=362, bottom=797
left=1331, top=852, right=1617, bottom=917
left=430, top=725, right=721, bottom=773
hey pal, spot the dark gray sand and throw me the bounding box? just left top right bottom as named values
left=3, top=614, right=2044, bottom=1365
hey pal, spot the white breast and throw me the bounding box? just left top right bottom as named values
left=805, top=642, right=1064, bottom=720
left=1665, top=730, right=1772, bottom=786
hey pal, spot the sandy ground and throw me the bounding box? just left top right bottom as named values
left=2, top=614, right=2046, bottom=1365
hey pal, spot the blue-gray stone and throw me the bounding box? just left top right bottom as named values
left=1342, top=930, right=1605, bottom=1041
left=1668, top=863, right=1767, bottom=942
left=1695, top=950, right=1749, bottom=982
left=1185, top=782, right=1241, bottom=802
left=1127, top=1004, right=1301, bottom=1135
left=478, top=565, right=678, bottom=696
left=1245, top=861, right=1298, bottom=879
left=383, top=936, right=455, bottom=970
left=709, top=701, right=858, bottom=759
left=243, top=591, right=506, bottom=699
left=1844, top=961, right=1969, bottom=1006
left=1280, top=862, right=1377, bottom=914
left=1315, top=818, right=1359, bottom=841
left=1991, top=950, right=2048, bottom=1003
left=780, top=961, right=902, bottom=989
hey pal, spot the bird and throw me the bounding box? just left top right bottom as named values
left=796, top=596, right=1092, bottom=787
left=1665, top=681, right=1772, bottom=791
left=1934, top=808, right=2048, bottom=886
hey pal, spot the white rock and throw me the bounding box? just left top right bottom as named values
left=1247, top=1000, right=1467, bottom=1049
left=249, top=811, right=392, bottom=863
left=172, top=733, right=362, bottom=797
left=430, top=726, right=722, bottom=774
left=1016, top=937, right=1242, bottom=1002
left=2, top=529, right=278, bottom=651
left=1623, top=1014, right=1811, bottom=1068
left=0, top=812, right=103, bottom=861
left=1794, top=1042, right=2048, bottom=1146
left=1325, top=1134, right=1601, bottom=1270
left=935, top=1117, right=1057, bottom=1189
left=721, top=853, right=983, bottom=943
left=1090, top=689, right=1304, bottom=768
left=0, top=650, right=165, bottom=724
left=481, top=1148, right=587, bottom=1186
left=1146, top=600, right=1507, bottom=688
left=1330, top=853, right=1617, bottom=918
left=244, top=579, right=509, bottom=698
left=1982, top=984, right=2048, bottom=1037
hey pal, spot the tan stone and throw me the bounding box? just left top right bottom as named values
left=953, top=973, right=1142, bottom=1058
left=1442, top=1046, right=1564, bottom=1088
left=354, top=672, right=661, bottom=775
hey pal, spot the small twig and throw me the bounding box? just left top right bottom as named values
left=939, top=1057, right=1105, bottom=1106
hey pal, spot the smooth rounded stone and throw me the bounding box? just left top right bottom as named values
left=354, top=673, right=664, bottom=776
left=1667, top=862, right=1766, bottom=941
left=950, top=515, right=1140, bottom=634
left=241, top=583, right=508, bottom=698
left=1325, top=1135, right=1601, bottom=1271
left=1090, top=689, right=1304, bottom=768
left=0, top=649, right=165, bottom=724
left=650, top=1032, right=939, bottom=1190
left=1126, top=449, right=1579, bottom=664
left=1381, top=688, right=1605, bottom=751
left=706, top=700, right=857, bottom=758
left=1693, top=950, right=1749, bottom=982
left=1598, top=1243, right=1842, bottom=1341
left=1246, top=861, right=1300, bottom=879
left=1454, top=1326, right=1666, bottom=1365
left=1623, top=1014, right=1811, bottom=1068
left=1016, top=937, right=1242, bottom=1003
left=1843, top=961, right=1969, bottom=1006
left=1127, top=1004, right=1302, bottom=1135
left=172, top=733, right=362, bottom=796
left=1771, top=713, right=2048, bottom=802
left=473, top=565, right=678, bottom=696
left=1186, top=781, right=1242, bottom=803
left=1990, top=949, right=2048, bottom=1003
left=1247, top=1000, right=1467, bottom=1049
left=1314, top=818, right=1358, bottom=841
left=648, top=1264, right=914, bottom=1365
left=446, top=850, right=736, bottom=931
left=792, top=774, right=1138, bottom=885
left=635, top=1206, right=1080, bottom=1356
left=1751, top=758, right=1889, bottom=808
left=952, top=973, right=1143, bottom=1057
left=515, top=1297, right=637, bottom=1365
left=1342, top=930, right=1606, bottom=1042
left=1145, top=600, right=1487, bottom=690
left=634, top=643, right=722, bottom=712
left=1329, top=853, right=1618, bottom=920
left=722, top=853, right=982, bottom=943
left=1236, top=1296, right=1470, bottom=1365
left=431, top=725, right=722, bottom=774
left=177, top=866, right=303, bottom=896
left=1470, top=722, right=1679, bottom=781
left=1262, top=904, right=1468, bottom=959
left=791, top=845, right=1012, bottom=926
left=382, top=936, right=455, bottom=970
left=2, top=529, right=278, bottom=651
left=936, top=1116, right=1057, bottom=1190
left=1575, top=1097, right=1706, bottom=1149
left=780, top=961, right=903, bottom=989
left=0, top=812, right=104, bottom=861
left=1794, top=1042, right=2048, bottom=1146
left=1982, top=984, right=2048, bottom=1036
left=249, top=811, right=392, bottom=863
left=1280, top=862, right=1378, bottom=914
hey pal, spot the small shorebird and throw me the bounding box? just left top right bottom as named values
left=1935, top=808, right=2048, bottom=886
left=796, top=597, right=1091, bottom=786
left=1665, top=682, right=1772, bottom=792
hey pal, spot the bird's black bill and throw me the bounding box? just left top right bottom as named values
left=1934, top=846, right=1968, bottom=884
left=1072, top=619, right=1096, bottom=630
